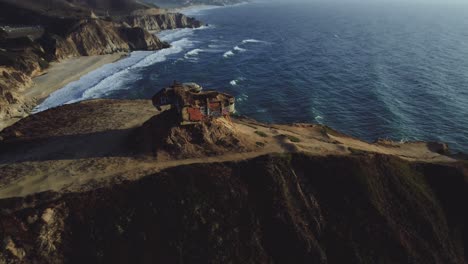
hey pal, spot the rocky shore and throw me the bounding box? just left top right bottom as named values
left=0, top=0, right=202, bottom=130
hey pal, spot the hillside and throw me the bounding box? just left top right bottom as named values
left=0, top=98, right=466, bottom=263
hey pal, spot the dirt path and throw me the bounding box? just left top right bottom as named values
left=0, top=99, right=458, bottom=199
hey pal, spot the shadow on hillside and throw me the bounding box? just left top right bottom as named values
left=0, top=127, right=146, bottom=164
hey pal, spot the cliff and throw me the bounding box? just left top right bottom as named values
left=0, top=99, right=466, bottom=263
left=121, top=12, right=204, bottom=31
left=0, top=1, right=201, bottom=130
left=148, top=0, right=246, bottom=7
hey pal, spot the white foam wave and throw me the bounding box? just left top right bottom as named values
left=242, top=39, right=266, bottom=44
left=35, top=24, right=213, bottom=112
left=134, top=38, right=193, bottom=68
left=157, top=25, right=210, bottom=43
left=157, top=28, right=194, bottom=42
left=230, top=77, right=246, bottom=86
left=35, top=38, right=194, bottom=112
left=236, top=93, right=249, bottom=102
left=233, top=46, right=247, bottom=52
left=223, top=50, right=235, bottom=58
left=185, top=48, right=204, bottom=59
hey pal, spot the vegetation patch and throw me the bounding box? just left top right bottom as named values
left=254, top=131, right=268, bottom=138
left=348, top=147, right=369, bottom=155
left=284, top=134, right=301, bottom=143
left=256, top=142, right=266, bottom=147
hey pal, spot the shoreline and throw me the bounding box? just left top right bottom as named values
left=0, top=53, right=127, bottom=131
left=29, top=53, right=128, bottom=105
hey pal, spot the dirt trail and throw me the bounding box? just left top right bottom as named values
left=0, top=99, right=458, bottom=199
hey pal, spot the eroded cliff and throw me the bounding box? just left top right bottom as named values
left=121, top=12, right=203, bottom=31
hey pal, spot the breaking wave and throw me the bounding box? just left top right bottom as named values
left=229, top=77, right=246, bottom=86
left=242, top=39, right=265, bottom=44
left=233, top=46, right=247, bottom=52
left=223, top=50, right=235, bottom=58
left=35, top=31, right=197, bottom=112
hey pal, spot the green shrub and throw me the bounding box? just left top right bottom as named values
left=348, top=147, right=368, bottom=155
left=256, top=142, right=266, bottom=147
left=285, top=135, right=301, bottom=143
left=254, top=131, right=268, bottom=138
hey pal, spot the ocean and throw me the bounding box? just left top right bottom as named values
left=36, top=0, right=468, bottom=152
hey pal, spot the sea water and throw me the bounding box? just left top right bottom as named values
left=36, top=0, right=468, bottom=152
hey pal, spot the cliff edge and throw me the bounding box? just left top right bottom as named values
left=0, top=98, right=466, bottom=263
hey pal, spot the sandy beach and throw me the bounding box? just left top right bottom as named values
left=28, top=53, right=127, bottom=103
left=0, top=53, right=126, bottom=131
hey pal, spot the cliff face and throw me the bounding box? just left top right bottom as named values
left=122, top=13, right=203, bottom=31
left=46, top=19, right=169, bottom=58
left=0, top=153, right=466, bottom=264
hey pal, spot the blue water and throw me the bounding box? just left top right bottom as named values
left=37, top=1, right=468, bottom=152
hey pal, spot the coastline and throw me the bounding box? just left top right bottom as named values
left=29, top=53, right=128, bottom=104
left=0, top=53, right=127, bottom=131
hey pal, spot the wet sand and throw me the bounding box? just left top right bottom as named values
left=28, top=53, right=127, bottom=103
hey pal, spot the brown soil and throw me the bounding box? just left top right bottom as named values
left=0, top=99, right=460, bottom=199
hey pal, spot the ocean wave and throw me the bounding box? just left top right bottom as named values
left=133, top=38, right=193, bottom=68
left=157, top=28, right=194, bottom=42
left=184, top=48, right=204, bottom=59
left=223, top=50, right=235, bottom=58
left=311, top=107, right=324, bottom=124
left=157, top=25, right=210, bottom=43
left=236, top=93, right=249, bottom=102
left=35, top=38, right=194, bottom=112
left=233, top=46, right=247, bottom=52
left=242, top=39, right=266, bottom=44
left=230, top=77, right=246, bottom=86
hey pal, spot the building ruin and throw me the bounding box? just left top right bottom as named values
left=152, top=82, right=236, bottom=125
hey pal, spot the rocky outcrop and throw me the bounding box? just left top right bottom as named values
left=132, top=108, right=255, bottom=158
left=0, top=153, right=466, bottom=263
left=119, top=26, right=170, bottom=50
left=122, top=13, right=203, bottom=32
left=0, top=37, right=49, bottom=125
